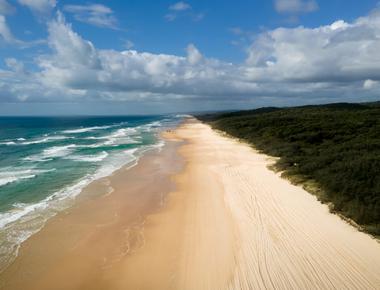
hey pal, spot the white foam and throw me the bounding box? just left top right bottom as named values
left=0, top=202, right=47, bottom=228
left=0, top=134, right=74, bottom=146
left=0, top=168, right=55, bottom=187
left=0, top=141, right=16, bottom=146
left=84, top=136, right=104, bottom=140
left=24, top=145, right=76, bottom=162
left=23, top=156, right=53, bottom=162
left=137, top=121, right=162, bottom=132
left=0, top=121, right=168, bottom=273
left=0, top=136, right=72, bottom=146
left=154, top=140, right=165, bottom=152
left=43, top=145, right=76, bottom=158
left=20, top=135, right=71, bottom=145
left=88, top=127, right=141, bottom=146
left=104, top=137, right=140, bottom=146
left=105, top=128, right=138, bottom=139
left=62, top=124, right=118, bottom=134
left=66, top=151, right=109, bottom=162
left=125, top=148, right=138, bottom=153
left=0, top=147, right=141, bottom=230
left=0, top=177, right=20, bottom=186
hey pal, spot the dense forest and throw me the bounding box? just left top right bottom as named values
left=197, top=102, right=380, bottom=236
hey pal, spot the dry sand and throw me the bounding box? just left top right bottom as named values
left=1, top=119, right=380, bottom=289
left=170, top=120, right=380, bottom=289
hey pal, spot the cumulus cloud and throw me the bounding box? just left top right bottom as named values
left=34, top=13, right=248, bottom=99
left=18, top=0, right=56, bottom=15
left=2, top=9, right=380, bottom=107
left=169, top=1, right=191, bottom=11
left=274, top=0, right=318, bottom=14
left=245, top=11, right=380, bottom=85
left=63, top=3, right=118, bottom=29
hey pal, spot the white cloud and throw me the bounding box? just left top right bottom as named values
left=5, top=58, right=25, bottom=73
left=0, top=14, right=44, bottom=47
left=363, top=79, right=379, bottom=90
left=169, top=2, right=191, bottom=11
left=166, top=1, right=204, bottom=22
left=245, top=11, right=380, bottom=85
left=28, top=13, right=251, bottom=101
left=63, top=4, right=118, bottom=29
left=186, top=43, right=202, bottom=65
left=18, top=0, right=56, bottom=15
left=0, top=15, right=15, bottom=43
left=2, top=9, right=380, bottom=108
left=274, top=0, right=318, bottom=14
left=0, top=1, right=18, bottom=45
left=0, top=0, right=15, bottom=15
left=123, top=39, right=134, bottom=49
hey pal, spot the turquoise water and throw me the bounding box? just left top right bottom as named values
left=0, top=115, right=182, bottom=271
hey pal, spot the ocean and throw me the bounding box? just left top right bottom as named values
left=0, top=115, right=182, bottom=272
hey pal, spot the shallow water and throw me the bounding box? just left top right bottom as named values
left=0, top=115, right=182, bottom=272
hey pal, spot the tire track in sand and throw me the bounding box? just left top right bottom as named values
left=179, top=122, right=380, bottom=290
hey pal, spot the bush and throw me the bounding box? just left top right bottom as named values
left=197, top=102, right=380, bottom=236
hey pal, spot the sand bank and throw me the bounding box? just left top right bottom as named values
left=1, top=119, right=380, bottom=289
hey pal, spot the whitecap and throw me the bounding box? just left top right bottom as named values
left=136, top=121, right=162, bottom=132
left=41, top=145, right=76, bottom=159
left=0, top=121, right=167, bottom=273
left=19, top=135, right=71, bottom=145
left=62, top=124, right=119, bottom=134
left=104, top=137, right=140, bottom=146
left=24, top=145, right=76, bottom=162
left=65, top=151, right=109, bottom=162
left=0, top=136, right=72, bottom=146
left=0, top=168, right=55, bottom=187
left=86, top=128, right=140, bottom=146
left=0, top=141, right=16, bottom=146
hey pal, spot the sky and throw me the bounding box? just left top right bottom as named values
left=0, top=0, right=380, bottom=115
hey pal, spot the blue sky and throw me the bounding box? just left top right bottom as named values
left=0, top=0, right=380, bottom=115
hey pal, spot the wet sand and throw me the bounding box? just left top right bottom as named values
left=0, top=139, right=183, bottom=290
left=1, top=119, right=380, bottom=289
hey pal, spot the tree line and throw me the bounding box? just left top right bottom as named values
left=197, top=102, right=380, bottom=236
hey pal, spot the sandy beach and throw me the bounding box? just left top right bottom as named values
left=1, top=119, right=380, bottom=289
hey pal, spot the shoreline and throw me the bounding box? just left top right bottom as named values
left=1, top=119, right=380, bottom=289
left=0, top=126, right=184, bottom=289
left=0, top=133, right=164, bottom=274
left=0, top=115, right=179, bottom=276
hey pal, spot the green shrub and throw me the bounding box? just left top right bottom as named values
left=198, top=102, right=380, bottom=236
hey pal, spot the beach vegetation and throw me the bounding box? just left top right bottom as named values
left=198, top=102, right=380, bottom=236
